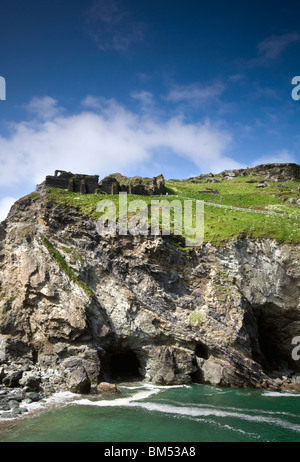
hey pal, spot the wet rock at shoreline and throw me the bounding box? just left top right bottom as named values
left=95, top=382, right=120, bottom=393
left=61, top=358, right=91, bottom=394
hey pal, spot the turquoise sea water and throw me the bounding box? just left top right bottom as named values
left=0, top=384, right=299, bottom=442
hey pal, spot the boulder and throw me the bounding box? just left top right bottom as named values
left=79, top=349, right=101, bottom=384
left=61, top=358, right=91, bottom=394
left=19, top=374, right=41, bottom=392
left=196, top=358, right=225, bottom=386
left=281, top=383, right=300, bottom=393
left=24, top=391, right=42, bottom=402
left=60, top=349, right=101, bottom=392
left=147, top=346, right=194, bottom=385
left=8, top=400, right=20, bottom=410
left=7, top=391, right=23, bottom=402
left=221, top=170, right=237, bottom=179
left=2, top=370, right=23, bottom=388
left=96, top=382, right=119, bottom=393
left=65, top=366, right=91, bottom=394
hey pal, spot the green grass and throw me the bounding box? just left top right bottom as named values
left=166, top=176, right=300, bottom=211
left=43, top=180, right=300, bottom=247
left=166, top=176, right=300, bottom=246
left=46, top=187, right=105, bottom=220
left=27, top=192, right=41, bottom=200
left=203, top=204, right=300, bottom=246
left=41, top=236, right=95, bottom=298
left=189, top=312, right=205, bottom=326
left=47, top=187, right=154, bottom=220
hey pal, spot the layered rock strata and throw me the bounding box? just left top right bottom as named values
left=0, top=192, right=299, bottom=395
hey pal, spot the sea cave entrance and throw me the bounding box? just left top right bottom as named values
left=109, top=349, right=143, bottom=382
left=253, top=302, right=299, bottom=373
left=194, top=342, right=210, bottom=360
left=190, top=341, right=211, bottom=383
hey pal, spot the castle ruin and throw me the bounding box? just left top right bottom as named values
left=45, top=170, right=166, bottom=196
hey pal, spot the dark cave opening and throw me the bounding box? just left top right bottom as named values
left=257, top=323, right=278, bottom=370
left=195, top=342, right=210, bottom=360
left=256, top=319, right=289, bottom=372
left=253, top=304, right=298, bottom=373
left=190, top=342, right=211, bottom=383
left=109, top=349, right=142, bottom=381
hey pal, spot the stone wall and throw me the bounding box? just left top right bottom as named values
left=45, top=170, right=99, bottom=194
left=44, top=170, right=166, bottom=196
left=99, top=173, right=166, bottom=196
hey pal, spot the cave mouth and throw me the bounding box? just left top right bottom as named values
left=190, top=342, right=211, bottom=383
left=253, top=303, right=298, bottom=373
left=255, top=317, right=291, bottom=372
left=195, top=342, right=210, bottom=360
left=109, top=349, right=142, bottom=382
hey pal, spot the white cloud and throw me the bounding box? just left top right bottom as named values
left=0, top=196, right=16, bottom=222
left=131, top=90, right=154, bottom=107
left=81, top=95, right=104, bottom=110
left=24, top=96, right=64, bottom=120
left=0, top=96, right=243, bottom=191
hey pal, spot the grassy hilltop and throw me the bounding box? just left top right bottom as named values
left=43, top=169, right=300, bottom=247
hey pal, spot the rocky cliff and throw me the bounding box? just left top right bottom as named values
left=0, top=187, right=299, bottom=396
left=186, top=162, right=300, bottom=183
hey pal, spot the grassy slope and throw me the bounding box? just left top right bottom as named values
left=41, top=236, right=95, bottom=298
left=166, top=175, right=300, bottom=245
left=45, top=174, right=300, bottom=247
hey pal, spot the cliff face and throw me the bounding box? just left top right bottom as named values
left=0, top=191, right=299, bottom=391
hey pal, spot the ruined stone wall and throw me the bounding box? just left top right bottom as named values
left=45, top=170, right=166, bottom=196
left=45, top=171, right=99, bottom=194
left=99, top=173, right=166, bottom=196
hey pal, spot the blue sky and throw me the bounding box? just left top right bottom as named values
left=0, top=0, right=300, bottom=219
